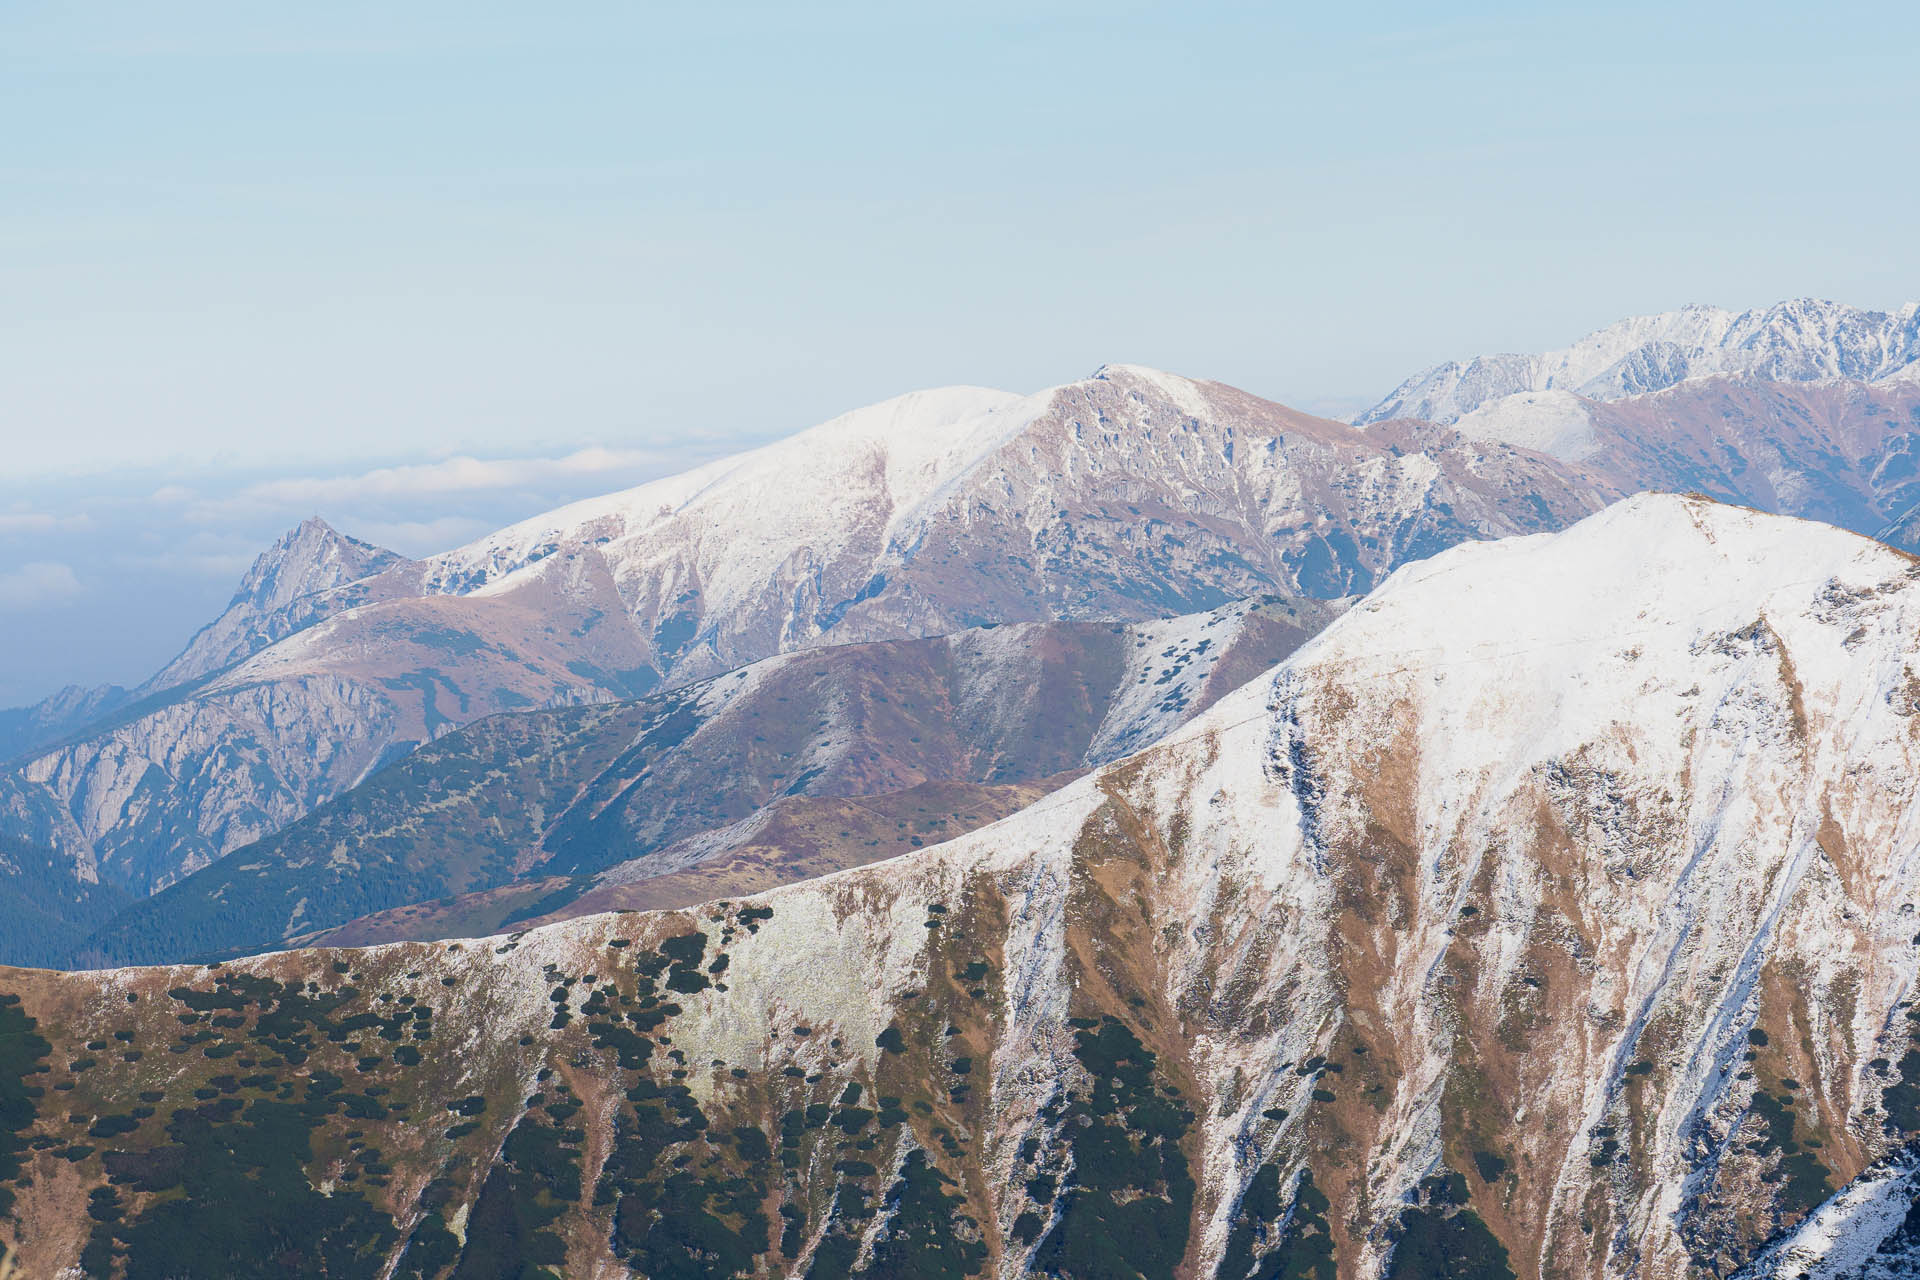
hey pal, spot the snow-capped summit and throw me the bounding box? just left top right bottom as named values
left=414, top=380, right=1051, bottom=605
left=16, top=495, right=1920, bottom=1277
left=137, top=516, right=410, bottom=696
left=225, top=516, right=403, bottom=616
left=406, top=362, right=1597, bottom=687
left=1359, top=297, right=1920, bottom=427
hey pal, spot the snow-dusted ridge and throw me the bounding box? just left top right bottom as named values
left=643, top=491, right=1920, bottom=1274
left=723, top=490, right=1920, bottom=1274
left=1360, top=297, right=1920, bottom=429
left=426, top=382, right=1049, bottom=595
left=3, top=362, right=1597, bottom=896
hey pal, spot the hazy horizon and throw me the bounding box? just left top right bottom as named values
left=7, top=0, right=1920, bottom=703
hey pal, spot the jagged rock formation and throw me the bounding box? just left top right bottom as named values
left=73, top=595, right=1337, bottom=966
left=7, top=496, right=1920, bottom=1277
left=0, top=365, right=1600, bottom=901
left=138, top=517, right=412, bottom=696
left=1360, top=298, right=1920, bottom=426
left=1358, top=302, right=1920, bottom=551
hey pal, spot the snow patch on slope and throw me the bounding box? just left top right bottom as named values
left=1088, top=600, right=1262, bottom=763
left=1450, top=388, right=1601, bottom=461
left=1737, top=1159, right=1920, bottom=1279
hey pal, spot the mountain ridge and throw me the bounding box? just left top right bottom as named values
left=7, top=496, right=1920, bottom=1276
left=1360, top=297, right=1920, bottom=427
left=2, top=363, right=1599, bottom=899
left=136, top=515, right=411, bottom=699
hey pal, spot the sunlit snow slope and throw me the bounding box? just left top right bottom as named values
left=8, top=496, right=1920, bottom=1277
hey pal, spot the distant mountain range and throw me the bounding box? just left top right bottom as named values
left=0, top=364, right=1598, bottom=905
left=9, top=496, right=1920, bottom=1277
left=1358, top=299, right=1920, bottom=545
left=1359, top=298, right=1920, bottom=427
left=8, top=299, right=1920, bottom=968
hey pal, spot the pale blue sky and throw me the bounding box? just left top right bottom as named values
left=3, top=1, right=1918, bottom=702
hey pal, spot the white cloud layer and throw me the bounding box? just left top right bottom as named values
left=237, top=446, right=676, bottom=506
left=0, top=512, right=92, bottom=535
left=350, top=515, right=495, bottom=551
left=0, top=561, right=84, bottom=608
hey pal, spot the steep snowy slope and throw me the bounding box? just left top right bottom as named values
left=2, top=364, right=1598, bottom=897
left=73, top=595, right=1335, bottom=966
left=7, top=496, right=1920, bottom=1278
left=1360, top=298, right=1920, bottom=426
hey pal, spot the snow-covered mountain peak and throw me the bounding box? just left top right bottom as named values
left=428, top=364, right=1237, bottom=582
left=228, top=516, right=405, bottom=614
left=683, top=491, right=1920, bottom=1271
left=1359, top=297, right=1920, bottom=427
left=1087, top=360, right=1202, bottom=388
left=1323, top=491, right=1903, bottom=691
left=415, top=381, right=1048, bottom=585
left=402, top=361, right=1586, bottom=672
left=122, top=519, right=411, bottom=699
